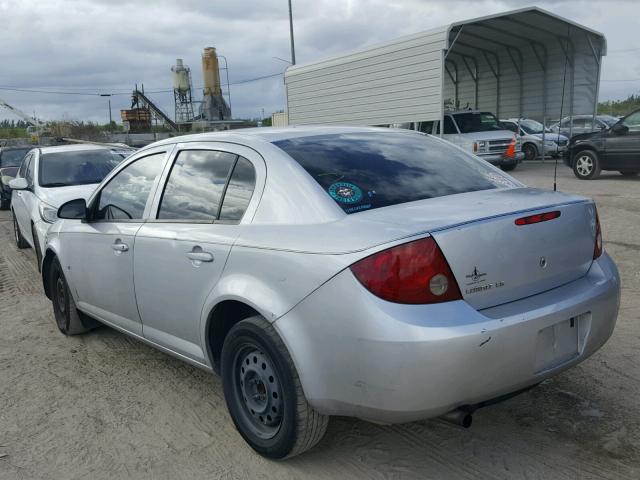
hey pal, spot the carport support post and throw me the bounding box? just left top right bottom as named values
left=587, top=34, right=602, bottom=131
left=532, top=43, right=548, bottom=162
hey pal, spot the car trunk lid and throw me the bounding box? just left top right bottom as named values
left=430, top=200, right=597, bottom=310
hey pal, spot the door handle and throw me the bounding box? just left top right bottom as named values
left=111, top=241, right=129, bottom=252
left=186, top=246, right=214, bottom=263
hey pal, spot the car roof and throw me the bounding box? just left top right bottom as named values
left=0, top=145, right=32, bottom=151
left=143, top=125, right=418, bottom=150
left=38, top=143, right=128, bottom=155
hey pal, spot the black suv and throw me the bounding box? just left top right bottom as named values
left=565, top=109, right=640, bottom=179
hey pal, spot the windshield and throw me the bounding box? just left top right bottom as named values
left=0, top=148, right=30, bottom=167
left=519, top=119, right=545, bottom=135
left=273, top=132, right=518, bottom=214
left=39, top=149, right=132, bottom=188
left=453, top=112, right=503, bottom=133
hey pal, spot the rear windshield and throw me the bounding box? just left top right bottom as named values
left=39, top=149, right=132, bottom=188
left=273, top=132, right=517, bottom=214
left=453, top=112, right=502, bottom=133
left=0, top=148, right=30, bottom=167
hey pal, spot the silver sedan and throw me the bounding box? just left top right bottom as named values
left=43, top=127, right=620, bottom=459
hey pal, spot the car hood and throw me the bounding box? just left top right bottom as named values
left=456, top=130, right=515, bottom=140
left=0, top=167, right=19, bottom=186
left=531, top=133, right=568, bottom=142
left=570, top=130, right=605, bottom=143
left=38, top=183, right=99, bottom=208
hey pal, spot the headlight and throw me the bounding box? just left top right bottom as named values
left=39, top=203, right=59, bottom=223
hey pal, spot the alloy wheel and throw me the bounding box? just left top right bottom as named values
left=575, top=155, right=593, bottom=177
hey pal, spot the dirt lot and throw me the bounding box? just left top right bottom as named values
left=0, top=163, right=639, bottom=479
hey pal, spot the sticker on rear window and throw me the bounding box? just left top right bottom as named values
left=328, top=182, right=362, bottom=204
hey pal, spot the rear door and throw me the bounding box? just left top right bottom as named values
left=134, top=143, right=262, bottom=362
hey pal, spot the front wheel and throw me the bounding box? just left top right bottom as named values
left=49, top=257, right=92, bottom=335
left=221, top=316, right=328, bottom=459
left=501, top=163, right=517, bottom=171
left=522, top=143, right=538, bottom=161
left=573, top=150, right=601, bottom=180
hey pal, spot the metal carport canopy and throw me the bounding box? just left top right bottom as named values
left=443, top=7, right=606, bottom=135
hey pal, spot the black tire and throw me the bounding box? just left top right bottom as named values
left=522, top=143, right=538, bottom=161
left=619, top=171, right=639, bottom=177
left=573, top=150, right=601, bottom=180
left=501, top=163, right=517, bottom=171
left=0, top=197, right=9, bottom=210
left=31, top=224, right=43, bottom=271
left=221, top=316, right=328, bottom=459
left=12, top=210, right=29, bottom=249
left=49, top=257, right=91, bottom=335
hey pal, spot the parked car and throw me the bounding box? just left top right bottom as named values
left=417, top=111, right=523, bottom=170
left=500, top=119, right=569, bottom=160
left=0, top=146, right=32, bottom=209
left=550, top=115, right=618, bottom=139
left=564, top=109, right=640, bottom=179
left=42, top=127, right=619, bottom=459
left=9, top=144, right=133, bottom=268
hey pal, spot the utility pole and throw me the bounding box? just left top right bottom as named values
left=100, top=94, right=113, bottom=131
left=288, top=0, right=296, bottom=65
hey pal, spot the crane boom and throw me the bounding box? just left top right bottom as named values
left=0, top=96, right=41, bottom=127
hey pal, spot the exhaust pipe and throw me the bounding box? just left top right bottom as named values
left=441, top=409, right=473, bottom=428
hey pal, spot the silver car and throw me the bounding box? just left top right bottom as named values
left=43, top=127, right=620, bottom=459
left=501, top=118, right=569, bottom=160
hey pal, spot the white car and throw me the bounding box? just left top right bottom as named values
left=10, top=144, right=133, bottom=268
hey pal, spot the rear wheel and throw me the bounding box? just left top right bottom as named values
left=221, top=316, right=328, bottom=458
left=49, top=257, right=91, bottom=335
left=619, top=171, right=639, bottom=177
left=573, top=150, right=601, bottom=180
left=522, top=143, right=538, bottom=161
left=12, top=210, right=29, bottom=249
left=0, top=197, right=9, bottom=210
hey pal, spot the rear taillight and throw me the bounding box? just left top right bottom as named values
left=350, top=237, right=462, bottom=304
left=594, top=207, right=603, bottom=259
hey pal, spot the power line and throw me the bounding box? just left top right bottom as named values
left=0, top=71, right=285, bottom=97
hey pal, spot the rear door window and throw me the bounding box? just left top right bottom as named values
left=273, top=132, right=517, bottom=214
left=219, top=157, right=256, bottom=221
left=157, top=150, right=237, bottom=221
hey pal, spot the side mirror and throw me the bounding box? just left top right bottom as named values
left=611, top=123, right=629, bottom=135
left=8, top=177, right=28, bottom=190
left=57, top=198, right=87, bottom=220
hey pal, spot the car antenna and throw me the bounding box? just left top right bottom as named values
left=554, top=25, right=571, bottom=192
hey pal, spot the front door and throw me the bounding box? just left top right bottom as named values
left=62, top=150, right=168, bottom=335
left=134, top=146, right=259, bottom=362
left=604, top=111, right=640, bottom=171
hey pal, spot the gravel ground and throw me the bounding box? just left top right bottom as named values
left=0, top=162, right=638, bottom=479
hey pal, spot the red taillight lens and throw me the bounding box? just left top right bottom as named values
left=594, top=207, right=603, bottom=259
left=515, top=210, right=561, bottom=225
left=350, top=237, right=462, bottom=304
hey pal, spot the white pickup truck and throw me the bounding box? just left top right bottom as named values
left=414, top=111, right=524, bottom=171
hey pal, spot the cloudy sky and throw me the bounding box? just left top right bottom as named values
left=1, top=0, right=639, bottom=124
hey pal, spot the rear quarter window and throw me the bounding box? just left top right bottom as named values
left=273, top=132, right=518, bottom=214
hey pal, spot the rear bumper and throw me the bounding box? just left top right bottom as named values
left=275, top=252, right=620, bottom=423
